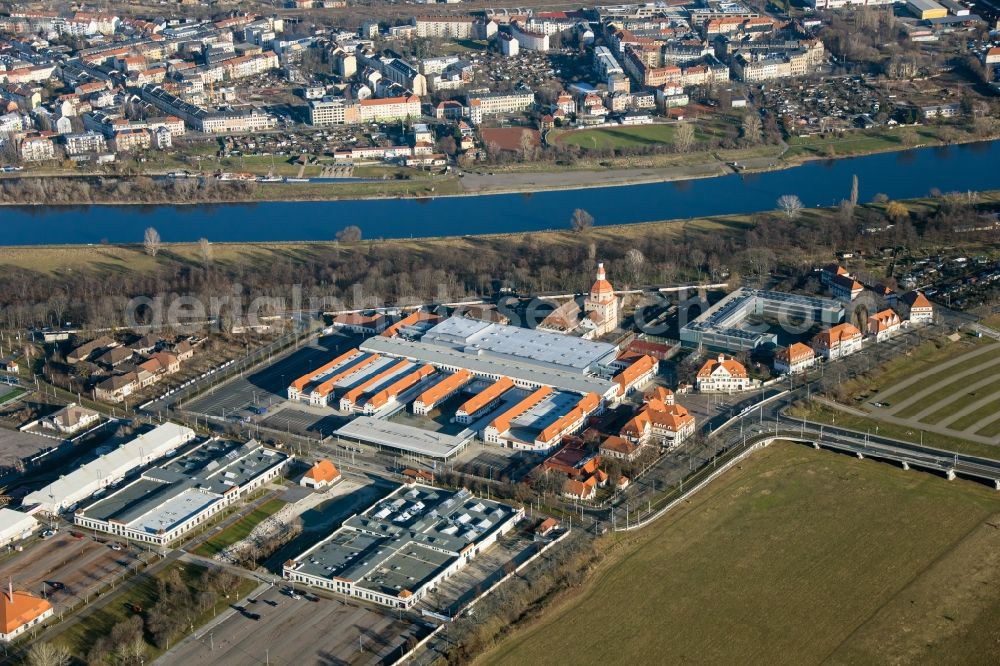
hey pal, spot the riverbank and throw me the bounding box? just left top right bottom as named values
left=1, top=125, right=996, bottom=207
left=2, top=189, right=997, bottom=275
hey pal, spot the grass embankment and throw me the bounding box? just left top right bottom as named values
left=786, top=400, right=1000, bottom=459
left=56, top=562, right=257, bottom=662
left=191, top=498, right=287, bottom=558
left=481, top=441, right=1000, bottom=666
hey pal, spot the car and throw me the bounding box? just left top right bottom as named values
left=46, top=581, right=65, bottom=590
left=110, top=543, right=122, bottom=551
left=70, top=531, right=85, bottom=539
left=41, top=529, right=55, bottom=539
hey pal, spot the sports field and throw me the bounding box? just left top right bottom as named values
left=481, top=442, right=1000, bottom=666
left=555, top=124, right=694, bottom=150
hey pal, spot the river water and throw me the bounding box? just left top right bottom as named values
left=1, top=140, right=998, bottom=246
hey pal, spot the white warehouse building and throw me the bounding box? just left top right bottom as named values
left=23, top=422, right=196, bottom=514
left=0, top=509, right=38, bottom=547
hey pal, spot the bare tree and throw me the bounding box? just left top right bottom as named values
left=673, top=122, right=695, bottom=153
left=143, top=227, right=161, bottom=257
left=26, top=642, right=72, bottom=666
left=335, top=225, right=362, bottom=243
left=776, top=194, right=803, bottom=220
left=197, top=237, right=213, bottom=264
left=742, top=112, right=762, bottom=145
left=518, top=130, right=536, bottom=161
left=625, top=248, right=646, bottom=285
left=570, top=208, right=594, bottom=233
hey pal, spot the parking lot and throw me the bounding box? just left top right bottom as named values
left=0, top=532, right=147, bottom=612
left=260, top=403, right=349, bottom=438
left=184, top=335, right=350, bottom=420
left=161, top=584, right=430, bottom=666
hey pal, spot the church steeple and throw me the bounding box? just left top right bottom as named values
left=589, top=262, right=614, bottom=304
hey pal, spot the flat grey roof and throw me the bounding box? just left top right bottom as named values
left=290, top=485, right=516, bottom=597
left=420, top=317, right=619, bottom=373
left=334, top=416, right=471, bottom=459
left=79, top=439, right=288, bottom=533
left=360, top=335, right=616, bottom=397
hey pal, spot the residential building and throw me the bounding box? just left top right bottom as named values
left=696, top=354, right=751, bottom=393
left=112, top=128, right=151, bottom=152
left=94, top=372, right=139, bottom=403
left=301, top=459, right=341, bottom=489
left=64, top=131, right=107, bottom=155
left=499, top=33, right=520, bottom=56
left=867, top=309, right=903, bottom=342
left=774, top=342, right=816, bottom=374
left=40, top=403, right=101, bottom=434
left=901, top=291, right=934, bottom=324
left=466, top=90, right=535, bottom=119
left=19, top=136, right=55, bottom=162
left=309, top=97, right=356, bottom=125
left=510, top=23, right=550, bottom=51
left=358, top=94, right=422, bottom=123
left=811, top=323, right=863, bottom=359
left=380, top=59, right=427, bottom=97
left=68, top=335, right=117, bottom=364
left=96, top=346, right=133, bottom=368
left=139, top=85, right=276, bottom=134
left=413, top=16, right=476, bottom=38
left=221, top=51, right=279, bottom=80
left=563, top=476, right=598, bottom=500
left=600, top=435, right=641, bottom=461
left=830, top=273, right=864, bottom=302
left=820, top=263, right=850, bottom=287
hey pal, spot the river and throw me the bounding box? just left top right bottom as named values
left=2, top=140, right=999, bottom=246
